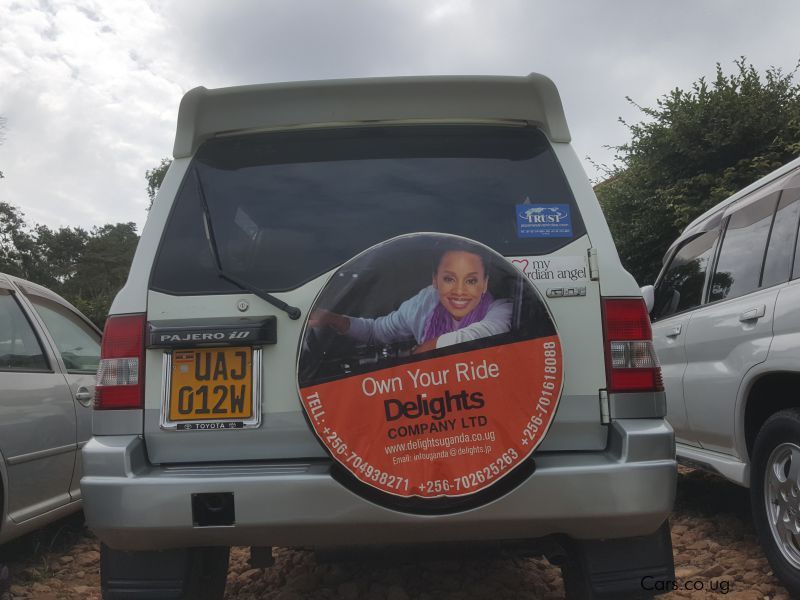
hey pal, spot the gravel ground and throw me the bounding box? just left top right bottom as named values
left=0, top=467, right=791, bottom=599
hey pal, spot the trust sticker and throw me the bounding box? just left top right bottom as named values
left=516, top=204, right=573, bottom=238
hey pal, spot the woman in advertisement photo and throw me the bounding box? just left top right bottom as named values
left=309, top=239, right=513, bottom=355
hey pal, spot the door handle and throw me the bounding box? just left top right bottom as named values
left=739, top=305, right=766, bottom=322
left=665, top=324, right=682, bottom=338
left=75, top=386, right=93, bottom=407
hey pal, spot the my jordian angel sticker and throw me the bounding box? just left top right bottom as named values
left=297, top=233, right=563, bottom=503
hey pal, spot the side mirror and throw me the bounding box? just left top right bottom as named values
left=640, top=285, right=655, bottom=315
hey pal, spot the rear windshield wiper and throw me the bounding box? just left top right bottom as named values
left=193, top=168, right=302, bottom=320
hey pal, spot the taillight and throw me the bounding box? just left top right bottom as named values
left=601, top=298, right=663, bottom=393
left=95, top=313, right=146, bottom=410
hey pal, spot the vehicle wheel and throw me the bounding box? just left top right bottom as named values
left=751, top=408, right=800, bottom=597
left=101, top=543, right=230, bottom=600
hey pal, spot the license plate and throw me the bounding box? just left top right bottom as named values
left=168, top=347, right=253, bottom=422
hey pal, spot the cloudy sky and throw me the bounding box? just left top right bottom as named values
left=1, top=0, right=799, bottom=233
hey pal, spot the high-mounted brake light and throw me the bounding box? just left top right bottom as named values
left=601, top=298, right=663, bottom=393
left=95, top=313, right=146, bottom=410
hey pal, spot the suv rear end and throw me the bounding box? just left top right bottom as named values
left=82, top=74, right=675, bottom=599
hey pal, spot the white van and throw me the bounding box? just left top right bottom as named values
left=82, top=74, right=675, bottom=600
left=645, top=156, right=800, bottom=596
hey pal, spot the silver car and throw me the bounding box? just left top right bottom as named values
left=83, top=74, right=676, bottom=600
left=645, top=156, right=800, bottom=596
left=0, top=274, right=100, bottom=544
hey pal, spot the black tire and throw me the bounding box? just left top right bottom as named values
left=101, top=543, right=230, bottom=600
left=751, top=408, right=800, bottom=597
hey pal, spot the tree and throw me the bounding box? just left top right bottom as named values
left=62, top=223, right=138, bottom=327
left=11, top=224, right=89, bottom=292
left=146, top=157, right=172, bottom=210
left=595, top=59, right=800, bottom=285
left=0, top=202, right=32, bottom=276
left=0, top=201, right=138, bottom=328
left=33, top=225, right=89, bottom=286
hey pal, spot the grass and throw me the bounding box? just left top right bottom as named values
left=0, top=511, right=89, bottom=585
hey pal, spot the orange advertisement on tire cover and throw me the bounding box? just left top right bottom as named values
left=297, top=233, right=563, bottom=499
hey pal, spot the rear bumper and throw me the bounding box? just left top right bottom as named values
left=82, top=419, right=676, bottom=551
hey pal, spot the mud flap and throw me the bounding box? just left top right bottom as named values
left=559, top=520, right=674, bottom=599
left=100, top=544, right=229, bottom=600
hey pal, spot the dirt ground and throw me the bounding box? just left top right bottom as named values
left=0, top=467, right=791, bottom=599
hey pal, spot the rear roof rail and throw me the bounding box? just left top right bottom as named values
left=173, top=74, right=571, bottom=158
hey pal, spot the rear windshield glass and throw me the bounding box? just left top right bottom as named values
left=151, top=125, right=584, bottom=294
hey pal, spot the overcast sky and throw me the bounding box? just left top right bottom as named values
left=1, top=0, right=799, bottom=233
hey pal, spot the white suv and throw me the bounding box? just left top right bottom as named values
left=645, top=156, right=800, bottom=595
left=82, top=74, right=675, bottom=600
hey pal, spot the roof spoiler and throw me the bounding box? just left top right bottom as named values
left=173, top=73, right=571, bottom=158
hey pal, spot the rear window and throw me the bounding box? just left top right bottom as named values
left=151, top=125, right=584, bottom=294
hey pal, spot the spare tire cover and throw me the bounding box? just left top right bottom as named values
left=297, top=233, right=563, bottom=508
